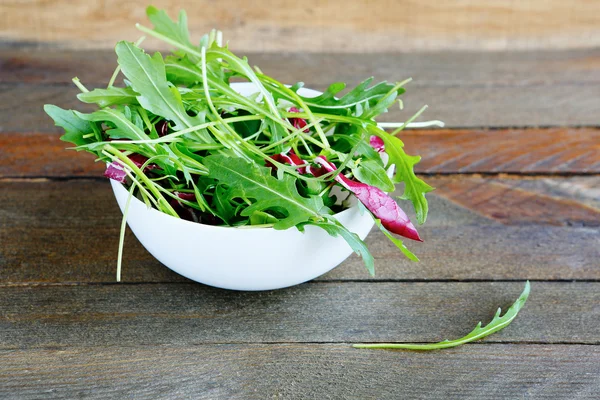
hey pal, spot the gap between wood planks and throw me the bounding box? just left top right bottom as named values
left=1, top=278, right=599, bottom=288
left=0, top=342, right=598, bottom=352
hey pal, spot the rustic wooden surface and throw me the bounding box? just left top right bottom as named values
left=1, top=345, right=598, bottom=399
left=2, top=0, right=600, bottom=52
left=1, top=47, right=599, bottom=399
left=3, top=49, right=600, bottom=130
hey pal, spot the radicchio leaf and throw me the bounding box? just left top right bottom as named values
left=267, top=150, right=307, bottom=174
left=370, top=135, right=385, bottom=153
left=267, top=151, right=421, bottom=242
left=369, top=127, right=433, bottom=225
left=104, top=153, right=160, bottom=183
left=104, top=162, right=128, bottom=183
left=312, top=156, right=421, bottom=242
left=288, top=107, right=309, bottom=132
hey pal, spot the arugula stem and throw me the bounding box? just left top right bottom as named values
left=378, top=121, right=445, bottom=129
left=104, top=145, right=179, bottom=217
left=108, top=36, right=146, bottom=89
left=261, top=118, right=324, bottom=152
left=116, top=183, right=135, bottom=282
left=136, top=22, right=281, bottom=118
left=258, top=74, right=330, bottom=148
left=390, top=105, right=429, bottom=135
left=72, top=77, right=89, bottom=93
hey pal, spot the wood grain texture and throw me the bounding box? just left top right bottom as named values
left=1, top=282, right=597, bottom=347
left=2, top=0, right=600, bottom=52
left=403, top=128, right=600, bottom=174
left=428, top=176, right=600, bottom=226
left=3, top=129, right=599, bottom=178
left=1, top=179, right=598, bottom=283
left=1, top=344, right=599, bottom=399
left=2, top=48, right=600, bottom=131
left=3, top=82, right=600, bottom=132
left=0, top=133, right=104, bottom=177
left=4, top=48, right=600, bottom=86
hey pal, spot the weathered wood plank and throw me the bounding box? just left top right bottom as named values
left=0, top=133, right=104, bottom=177
left=2, top=0, right=600, bottom=52
left=4, top=48, right=600, bottom=86
left=428, top=176, right=600, bottom=226
left=403, top=128, right=600, bottom=174
left=3, top=129, right=600, bottom=178
left=1, top=179, right=598, bottom=283
left=3, top=49, right=600, bottom=130
left=3, top=81, right=600, bottom=131
left=0, top=282, right=597, bottom=347
left=1, top=344, right=598, bottom=399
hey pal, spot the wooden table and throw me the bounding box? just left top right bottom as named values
left=1, top=48, right=599, bottom=399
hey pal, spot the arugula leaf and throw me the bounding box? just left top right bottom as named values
left=374, top=219, right=418, bottom=262
left=249, top=211, right=279, bottom=225
left=213, top=183, right=236, bottom=224
left=146, top=6, right=195, bottom=53
left=44, top=104, right=95, bottom=146
left=165, top=55, right=203, bottom=85
left=204, top=155, right=330, bottom=230
left=271, top=78, right=401, bottom=117
left=352, top=160, right=395, bottom=192
left=77, top=87, right=139, bottom=108
left=369, top=126, right=433, bottom=224
left=77, top=108, right=151, bottom=142
left=310, top=219, right=375, bottom=276
left=354, top=281, right=531, bottom=350
left=115, top=41, right=213, bottom=143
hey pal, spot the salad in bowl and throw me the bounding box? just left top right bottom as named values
left=45, top=6, right=441, bottom=289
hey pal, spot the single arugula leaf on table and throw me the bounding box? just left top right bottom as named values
left=354, top=281, right=531, bottom=350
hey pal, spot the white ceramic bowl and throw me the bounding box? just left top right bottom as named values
left=110, top=83, right=376, bottom=291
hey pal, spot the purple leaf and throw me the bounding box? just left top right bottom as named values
left=104, top=153, right=159, bottom=183
left=104, top=162, right=127, bottom=183
left=370, top=135, right=385, bottom=153
left=288, top=107, right=309, bottom=132
left=266, top=150, right=307, bottom=174
left=128, top=153, right=160, bottom=171
left=266, top=151, right=421, bottom=242
left=312, top=156, right=422, bottom=242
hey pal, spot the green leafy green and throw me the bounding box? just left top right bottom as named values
left=204, top=155, right=329, bottom=230
left=374, top=219, right=418, bottom=262
left=44, top=5, right=441, bottom=276
left=370, top=127, right=434, bottom=224
left=272, top=78, right=401, bottom=117
left=249, top=211, right=279, bottom=225
left=44, top=105, right=95, bottom=146
left=354, top=281, right=531, bottom=350
left=115, top=41, right=213, bottom=143
left=146, top=6, right=194, bottom=51
left=77, top=87, right=139, bottom=108
left=352, top=160, right=395, bottom=192
left=310, top=220, right=375, bottom=275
